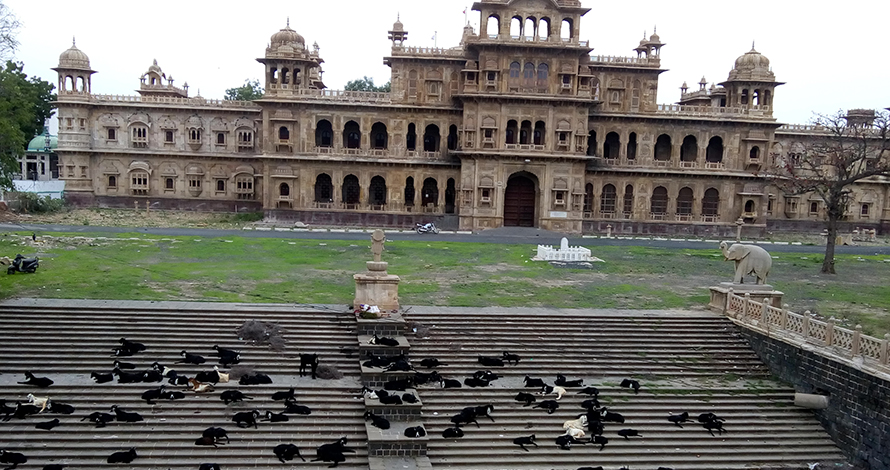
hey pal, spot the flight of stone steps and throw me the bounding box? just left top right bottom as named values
left=0, top=300, right=370, bottom=470
left=404, top=308, right=850, bottom=470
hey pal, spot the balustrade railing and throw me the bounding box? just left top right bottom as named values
left=722, top=290, right=890, bottom=374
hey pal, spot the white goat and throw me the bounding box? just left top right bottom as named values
left=26, top=393, right=50, bottom=412
left=564, top=426, right=586, bottom=439
left=212, top=366, right=230, bottom=384
left=563, top=415, right=588, bottom=432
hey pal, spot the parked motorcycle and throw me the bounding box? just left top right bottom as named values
left=415, top=222, right=440, bottom=234
left=7, top=254, right=39, bottom=274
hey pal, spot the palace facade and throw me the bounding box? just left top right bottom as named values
left=52, top=0, right=890, bottom=235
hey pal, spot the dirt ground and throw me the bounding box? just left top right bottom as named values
left=2, top=208, right=253, bottom=229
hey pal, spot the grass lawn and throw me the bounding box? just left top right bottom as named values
left=1, top=230, right=888, bottom=336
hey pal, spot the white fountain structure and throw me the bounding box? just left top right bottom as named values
left=535, top=237, right=599, bottom=262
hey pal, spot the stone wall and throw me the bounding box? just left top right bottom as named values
left=738, top=327, right=890, bottom=470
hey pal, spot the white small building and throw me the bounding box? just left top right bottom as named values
left=535, top=237, right=597, bottom=261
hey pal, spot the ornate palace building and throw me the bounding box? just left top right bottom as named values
left=52, top=0, right=889, bottom=235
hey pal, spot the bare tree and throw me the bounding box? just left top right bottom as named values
left=768, top=109, right=890, bottom=274
left=0, top=2, right=20, bottom=59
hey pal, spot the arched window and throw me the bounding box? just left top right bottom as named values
left=534, top=121, right=545, bottom=146
left=445, top=178, right=456, bottom=214
left=408, top=70, right=418, bottom=98
left=404, top=177, right=415, bottom=207
left=523, top=62, right=535, bottom=89
left=560, top=18, right=573, bottom=41
left=677, top=187, right=694, bottom=215
left=369, top=176, right=386, bottom=205
left=651, top=186, right=668, bottom=214
left=447, top=125, right=458, bottom=151
left=371, top=122, right=388, bottom=149
left=655, top=134, right=672, bottom=161
left=583, top=183, right=593, bottom=212
left=680, top=135, right=697, bottom=162
left=538, top=18, right=551, bottom=40
left=279, top=126, right=289, bottom=141
left=343, top=120, right=361, bottom=149
left=423, top=124, right=440, bottom=152
left=627, top=132, right=637, bottom=160
left=508, top=62, right=521, bottom=89
left=702, top=188, right=719, bottom=216
left=108, top=175, right=116, bottom=188
left=407, top=123, right=417, bottom=151
left=706, top=136, right=724, bottom=163
left=315, top=120, right=333, bottom=147
left=217, top=180, right=225, bottom=192
left=632, top=80, right=641, bottom=110
left=536, top=63, right=548, bottom=91
left=600, top=184, right=617, bottom=213
left=741, top=89, right=749, bottom=105
left=421, top=178, right=439, bottom=206
left=279, top=182, right=290, bottom=197
left=342, top=174, right=360, bottom=205
left=486, top=16, right=500, bottom=38
left=314, top=173, right=333, bottom=203
left=604, top=132, right=620, bottom=159
left=506, top=120, right=518, bottom=144
left=623, top=185, right=634, bottom=214
left=586, top=130, right=597, bottom=156
left=749, top=146, right=761, bottom=160
left=281, top=68, right=290, bottom=85
left=520, top=120, right=532, bottom=145
left=524, top=17, right=536, bottom=39
left=511, top=16, right=522, bottom=37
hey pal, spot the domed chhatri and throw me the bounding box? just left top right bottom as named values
left=728, top=44, right=775, bottom=81
left=27, top=134, right=58, bottom=153
left=270, top=19, right=305, bottom=48
left=57, top=38, right=92, bottom=71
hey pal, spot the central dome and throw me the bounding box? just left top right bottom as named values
left=270, top=24, right=305, bottom=48
left=58, top=41, right=92, bottom=70
left=734, top=47, right=770, bottom=71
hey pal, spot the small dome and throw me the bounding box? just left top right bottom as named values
left=58, top=40, right=91, bottom=70
left=148, top=59, right=163, bottom=75
left=734, top=46, right=770, bottom=71
left=270, top=23, right=305, bottom=48
left=27, top=133, right=57, bottom=153
left=649, top=30, right=660, bottom=43
left=392, top=18, right=404, bottom=32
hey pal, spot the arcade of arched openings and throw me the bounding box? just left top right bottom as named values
left=51, top=0, right=889, bottom=235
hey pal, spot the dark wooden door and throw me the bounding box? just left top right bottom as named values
left=503, top=176, right=536, bottom=227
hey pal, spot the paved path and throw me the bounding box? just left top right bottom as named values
left=2, top=222, right=890, bottom=255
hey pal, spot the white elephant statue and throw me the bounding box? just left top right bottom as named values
left=719, top=241, right=772, bottom=284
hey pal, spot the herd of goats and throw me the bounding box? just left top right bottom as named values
left=0, top=334, right=730, bottom=470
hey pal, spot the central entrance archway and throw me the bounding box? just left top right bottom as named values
left=503, top=174, right=537, bottom=227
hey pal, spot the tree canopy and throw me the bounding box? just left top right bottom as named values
left=768, top=109, right=890, bottom=273
left=0, top=2, right=20, bottom=59
left=344, top=76, right=391, bottom=93
left=0, top=60, right=55, bottom=189
left=224, top=79, right=263, bottom=101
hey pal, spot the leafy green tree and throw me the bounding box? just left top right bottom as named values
left=344, top=76, right=391, bottom=93
left=0, top=60, right=55, bottom=190
left=224, top=79, right=264, bottom=101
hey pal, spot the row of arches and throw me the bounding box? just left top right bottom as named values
left=310, top=174, right=456, bottom=211
left=508, top=62, right=548, bottom=90
left=311, top=120, right=459, bottom=152
left=584, top=184, right=721, bottom=217
left=506, top=120, right=546, bottom=146
left=587, top=131, right=726, bottom=163
left=486, top=15, right=575, bottom=41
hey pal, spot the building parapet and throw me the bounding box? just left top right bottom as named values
left=776, top=124, right=829, bottom=133
left=88, top=94, right=260, bottom=109
left=473, top=35, right=589, bottom=47
left=390, top=46, right=466, bottom=57
left=589, top=55, right=659, bottom=67
left=655, top=103, right=772, bottom=118
left=720, top=289, right=890, bottom=378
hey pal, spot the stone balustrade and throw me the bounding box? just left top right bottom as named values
left=721, top=289, right=890, bottom=376
left=589, top=55, right=658, bottom=66
left=655, top=103, right=772, bottom=118
left=90, top=94, right=259, bottom=108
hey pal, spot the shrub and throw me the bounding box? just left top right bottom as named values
left=14, top=192, right=66, bottom=214
left=236, top=320, right=286, bottom=351
left=315, top=364, right=343, bottom=380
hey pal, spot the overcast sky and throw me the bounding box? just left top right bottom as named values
left=8, top=0, right=890, bottom=129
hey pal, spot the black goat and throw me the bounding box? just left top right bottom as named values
left=405, top=426, right=426, bottom=438
left=379, top=394, right=403, bottom=405
left=523, top=376, right=545, bottom=388
left=439, top=378, right=461, bottom=389
left=463, top=404, right=494, bottom=422
left=697, top=412, right=725, bottom=423
left=580, top=398, right=601, bottom=410
left=555, top=374, right=584, bottom=387
left=161, top=390, right=185, bottom=400
left=90, top=371, right=114, bottom=384
left=419, top=357, right=446, bottom=368
left=194, top=436, right=220, bottom=447
left=617, top=428, right=642, bottom=439
left=361, top=353, right=396, bottom=369
left=299, top=353, right=319, bottom=379
left=239, top=372, right=272, bottom=385
left=383, top=358, right=413, bottom=372
left=34, top=418, right=60, bottom=430
left=106, top=447, right=137, bottom=464
left=82, top=411, right=114, bottom=427
left=401, top=393, right=419, bottom=403
left=556, top=434, right=589, bottom=450
left=141, top=369, right=163, bottom=383
left=463, top=377, right=490, bottom=388
left=442, top=427, right=464, bottom=438
left=212, top=345, right=241, bottom=367
left=533, top=400, right=559, bottom=414
left=502, top=351, right=521, bottom=365
left=112, top=368, right=142, bottom=384
left=0, top=450, right=27, bottom=469
left=263, top=411, right=289, bottom=422
left=311, top=437, right=355, bottom=468
left=668, top=411, right=689, bottom=427
left=271, top=388, right=296, bottom=401
left=17, top=371, right=53, bottom=388
left=588, top=420, right=605, bottom=436
left=413, top=371, right=440, bottom=385
left=577, top=386, right=600, bottom=397
left=577, top=467, right=605, bottom=470
left=178, top=350, right=205, bottom=365
left=449, top=410, right=479, bottom=428
left=273, top=443, right=305, bottom=463
left=477, top=355, right=504, bottom=367
left=473, top=370, right=499, bottom=382
left=514, top=392, right=536, bottom=406
left=512, top=434, right=537, bottom=452
left=46, top=401, right=74, bottom=415
left=232, top=410, right=259, bottom=428
left=202, top=427, right=229, bottom=444
left=119, top=338, right=146, bottom=353
left=220, top=390, right=252, bottom=405
left=368, top=334, right=399, bottom=347
left=599, top=408, right=625, bottom=423
left=282, top=400, right=312, bottom=415
left=141, top=385, right=166, bottom=404
left=112, top=360, right=135, bottom=370
left=194, top=369, right=222, bottom=384
left=12, top=403, right=39, bottom=420
left=702, top=418, right=726, bottom=436
left=167, top=372, right=190, bottom=386
left=0, top=400, right=13, bottom=421
left=620, top=378, right=641, bottom=394
left=591, top=434, right=609, bottom=451
left=111, top=405, right=143, bottom=422
left=198, top=464, right=221, bottom=470
left=364, top=411, right=390, bottom=430
left=383, top=377, right=412, bottom=391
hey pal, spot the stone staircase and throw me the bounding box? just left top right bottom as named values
left=0, top=300, right=370, bottom=470
left=404, top=308, right=850, bottom=470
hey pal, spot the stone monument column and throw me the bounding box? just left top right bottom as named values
left=354, top=229, right=401, bottom=313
